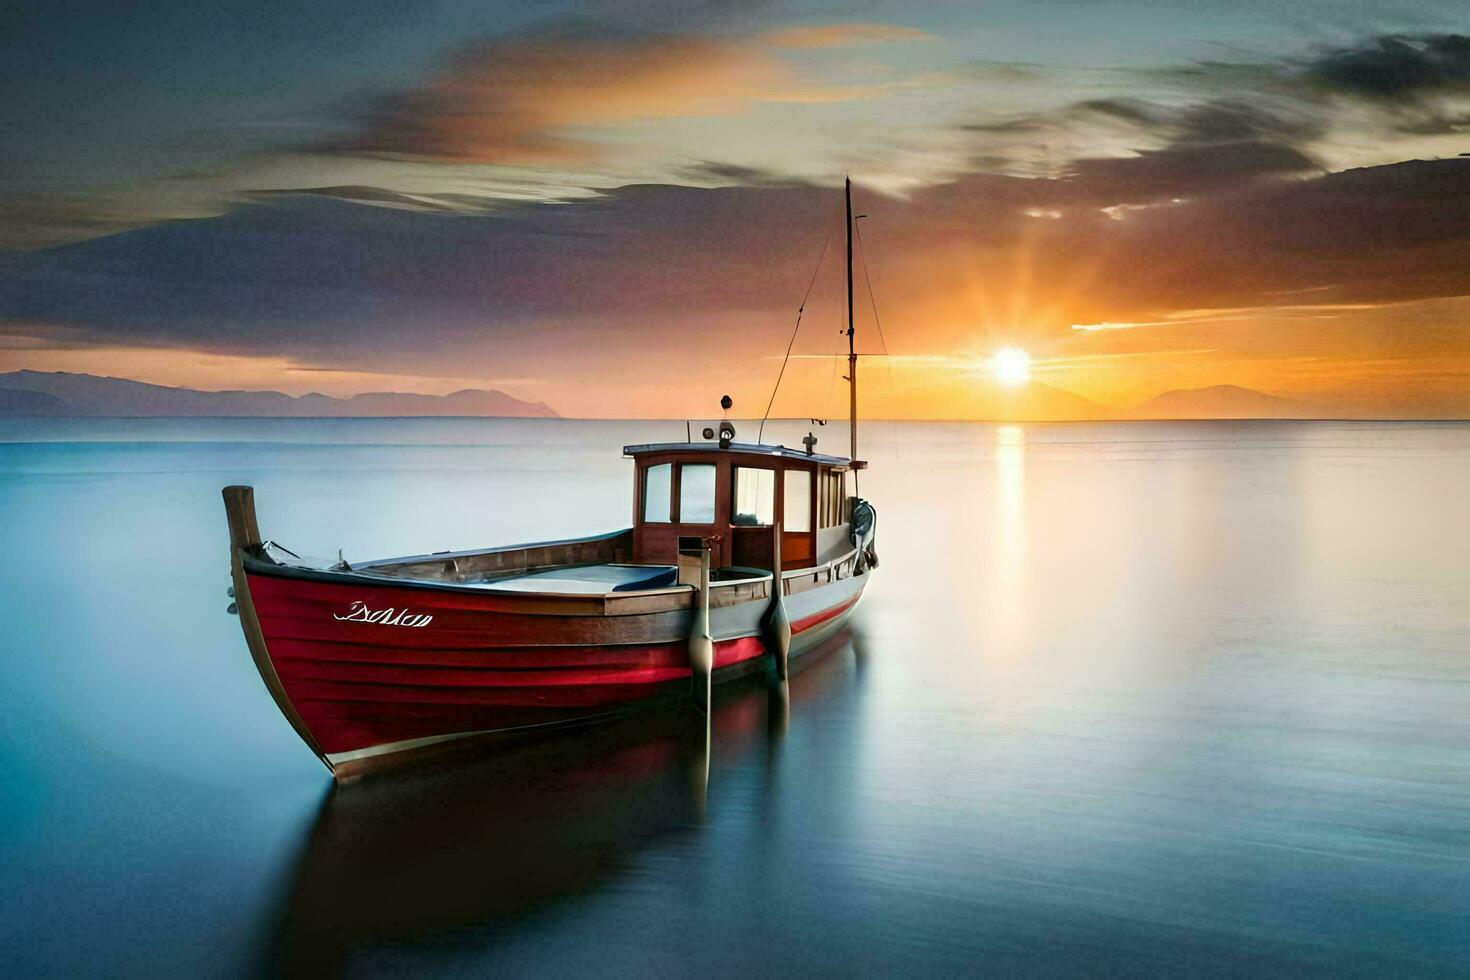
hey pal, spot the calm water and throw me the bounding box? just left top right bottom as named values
left=1, top=418, right=1467, bottom=977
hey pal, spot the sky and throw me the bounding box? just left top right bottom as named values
left=3, top=1, right=1470, bottom=418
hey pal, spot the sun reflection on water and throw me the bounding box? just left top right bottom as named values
left=992, top=424, right=1027, bottom=655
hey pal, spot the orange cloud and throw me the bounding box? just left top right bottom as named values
left=764, top=23, right=936, bottom=50
left=341, top=25, right=865, bottom=165
left=335, top=20, right=942, bottom=167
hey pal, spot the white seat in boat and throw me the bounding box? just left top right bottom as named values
left=485, top=563, right=679, bottom=594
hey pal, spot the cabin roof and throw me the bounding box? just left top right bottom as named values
left=622, top=441, right=861, bottom=468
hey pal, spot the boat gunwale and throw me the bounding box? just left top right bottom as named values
left=244, top=548, right=860, bottom=595
left=245, top=510, right=864, bottom=604
left=354, top=526, right=635, bottom=571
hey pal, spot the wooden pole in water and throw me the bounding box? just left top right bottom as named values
left=688, top=546, right=714, bottom=713
left=766, top=521, right=791, bottom=679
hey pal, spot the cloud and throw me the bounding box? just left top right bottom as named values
left=6, top=157, right=1470, bottom=364
left=1296, top=33, right=1470, bottom=138
left=7, top=23, right=1470, bottom=415
left=1064, top=140, right=1320, bottom=199
left=677, top=161, right=805, bottom=185
left=1302, top=34, right=1470, bottom=102
left=250, top=185, right=465, bottom=211
left=763, top=23, right=935, bottom=50
left=332, top=20, right=876, bottom=166
left=4, top=154, right=1470, bottom=418
left=964, top=95, right=1322, bottom=203
left=962, top=97, right=1163, bottom=138
left=960, top=33, right=1470, bottom=187
left=1172, top=100, right=1318, bottom=145
left=1, top=17, right=949, bottom=249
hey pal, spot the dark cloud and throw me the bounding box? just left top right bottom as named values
left=961, top=117, right=1048, bottom=136
left=964, top=98, right=1170, bottom=139
left=964, top=95, right=1322, bottom=204
left=0, top=184, right=837, bottom=370
left=0, top=193, right=147, bottom=250
left=1172, top=100, right=1318, bottom=146
left=1094, top=158, right=1470, bottom=307
left=249, top=186, right=464, bottom=211
left=1291, top=33, right=1470, bottom=137
left=962, top=32, right=1470, bottom=198
left=5, top=158, right=1470, bottom=376
left=677, top=161, right=804, bottom=186
left=1071, top=98, right=1164, bottom=128
left=1303, top=33, right=1470, bottom=101
left=1065, top=141, right=1320, bottom=198
left=959, top=62, right=1334, bottom=201
left=963, top=97, right=1164, bottom=136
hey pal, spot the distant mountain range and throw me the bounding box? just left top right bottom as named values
left=1129, top=384, right=1314, bottom=419
left=0, top=371, right=1325, bottom=421
left=0, top=371, right=558, bottom=418
left=936, top=380, right=1113, bottom=421
left=895, top=381, right=1316, bottom=421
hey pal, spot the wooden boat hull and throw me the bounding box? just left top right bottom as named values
left=243, top=563, right=860, bottom=774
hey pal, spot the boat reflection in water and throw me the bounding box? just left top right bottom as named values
left=269, top=631, right=862, bottom=975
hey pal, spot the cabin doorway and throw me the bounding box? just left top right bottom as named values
left=728, top=463, right=816, bottom=569
left=782, top=468, right=814, bottom=564
left=730, top=465, right=775, bottom=569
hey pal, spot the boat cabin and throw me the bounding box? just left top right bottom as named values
left=624, top=441, right=864, bottom=574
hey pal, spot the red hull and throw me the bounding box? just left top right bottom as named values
left=246, top=570, right=859, bottom=761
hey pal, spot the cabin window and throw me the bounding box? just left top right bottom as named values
left=643, top=464, right=672, bottom=523
left=733, top=467, right=775, bottom=526
left=679, top=464, right=717, bottom=523
left=832, top=471, right=846, bottom=526
left=818, top=470, right=842, bottom=528
left=784, top=469, right=812, bottom=533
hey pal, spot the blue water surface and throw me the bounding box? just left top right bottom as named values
left=1, top=418, right=1467, bottom=977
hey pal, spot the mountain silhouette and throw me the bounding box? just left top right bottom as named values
left=1130, top=384, right=1312, bottom=419
left=0, top=371, right=558, bottom=418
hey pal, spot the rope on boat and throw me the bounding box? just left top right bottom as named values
left=855, top=214, right=899, bottom=490
left=263, top=539, right=302, bottom=559
left=759, top=205, right=839, bottom=444
left=853, top=220, right=892, bottom=370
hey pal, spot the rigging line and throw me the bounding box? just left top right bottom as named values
left=853, top=221, right=890, bottom=359
left=759, top=206, right=839, bottom=443
left=854, top=220, right=896, bottom=395
left=854, top=218, right=899, bottom=461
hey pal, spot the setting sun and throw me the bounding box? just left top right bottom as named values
left=990, top=348, right=1032, bottom=387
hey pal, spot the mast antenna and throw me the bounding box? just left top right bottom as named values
left=845, top=176, right=857, bottom=463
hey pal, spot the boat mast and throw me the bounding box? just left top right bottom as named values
left=846, top=176, right=857, bottom=463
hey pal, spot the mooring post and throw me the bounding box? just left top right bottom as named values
left=766, top=521, right=791, bottom=680
left=688, top=545, right=714, bottom=713
left=688, top=705, right=711, bottom=817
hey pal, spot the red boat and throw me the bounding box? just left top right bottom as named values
left=223, top=180, right=880, bottom=780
